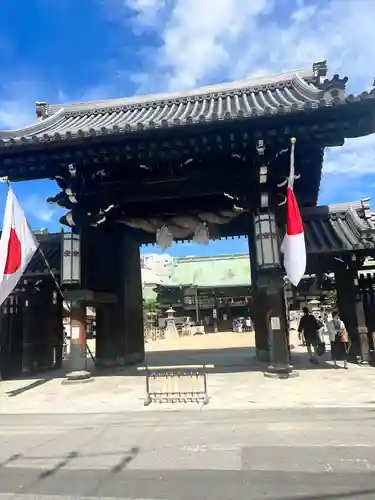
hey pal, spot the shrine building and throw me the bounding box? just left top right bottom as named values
left=1, top=60, right=375, bottom=377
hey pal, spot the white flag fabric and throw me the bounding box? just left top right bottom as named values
left=280, top=187, right=306, bottom=287
left=0, top=187, right=39, bottom=306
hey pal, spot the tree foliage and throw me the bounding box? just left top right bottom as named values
left=143, top=298, right=162, bottom=318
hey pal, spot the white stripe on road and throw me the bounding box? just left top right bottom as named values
left=0, top=495, right=157, bottom=500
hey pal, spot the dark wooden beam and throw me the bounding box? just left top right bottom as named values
left=76, top=171, right=256, bottom=205
left=1, top=112, right=350, bottom=178
left=114, top=196, right=239, bottom=219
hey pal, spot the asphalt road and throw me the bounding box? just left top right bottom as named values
left=0, top=408, right=375, bottom=499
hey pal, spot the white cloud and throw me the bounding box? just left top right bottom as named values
left=22, top=194, right=57, bottom=224
left=124, top=0, right=169, bottom=29
left=120, top=0, right=375, bottom=194
left=2, top=0, right=375, bottom=204
left=123, top=0, right=375, bottom=92
left=324, top=135, right=375, bottom=176
left=0, top=96, right=37, bottom=130
left=0, top=80, right=42, bottom=130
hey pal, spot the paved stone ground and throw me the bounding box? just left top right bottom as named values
left=1, top=329, right=375, bottom=414
left=1, top=409, right=375, bottom=499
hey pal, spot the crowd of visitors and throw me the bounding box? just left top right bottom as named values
left=232, top=317, right=253, bottom=332
left=230, top=307, right=352, bottom=369
left=298, top=307, right=350, bottom=368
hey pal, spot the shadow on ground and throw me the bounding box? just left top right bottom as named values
left=1, top=341, right=368, bottom=396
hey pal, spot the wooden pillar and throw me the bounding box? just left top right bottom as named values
left=362, top=274, right=375, bottom=353
left=250, top=289, right=270, bottom=361
left=335, top=263, right=365, bottom=362
left=83, top=225, right=144, bottom=367
left=95, top=304, right=118, bottom=367
left=0, top=304, right=10, bottom=379
left=23, top=279, right=64, bottom=372
left=335, top=266, right=356, bottom=359
left=355, top=275, right=370, bottom=363
left=265, top=280, right=290, bottom=372
left=49, top=289, right=64, bottom=370
left=248, top=220, right=270, bottom=362
left=22, top=290, right=39, bottom=374
left=118, top=231, right=145, bottom=365
left=249, top=209, right=290, bottom=371
left=81, top=225, right=120, bottom=367
left=68, top=300, right=87, bottom=372
left=0, top=294, right=23, bottom=378
left=366, top=274, right=375, bottom=352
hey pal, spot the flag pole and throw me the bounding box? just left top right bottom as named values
left=0, top=177, right=68, bottom=308
left=288, top=137, right=296, bottom=189
left=0, top=179, right=94, bottom=375
left=0, top=176, right=10, bottom=190
left=37, top=244, right=69, bottom=308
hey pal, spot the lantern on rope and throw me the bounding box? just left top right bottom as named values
left=193, top=223, right=209, bottom=245
left=156, top=225, right=173, bottom=251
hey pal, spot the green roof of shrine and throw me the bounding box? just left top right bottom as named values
left=167, top=254, right=251, bottom=288
left=141, top=253, right=251, bottom=289
left=1, top=61, right=374, bottom=148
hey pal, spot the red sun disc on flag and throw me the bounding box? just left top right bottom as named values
left=4, top=228, right=22, bottom=274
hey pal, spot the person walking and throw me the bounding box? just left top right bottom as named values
left=326, top=311, right=350, bottom=369
left=298, top=307, right=320, bottom=364
left=317, top=316, right=325, bottom=343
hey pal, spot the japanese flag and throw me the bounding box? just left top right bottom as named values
left=0, top=187, right=38, bottom=306
left=281, top=187, right=306, bottom=287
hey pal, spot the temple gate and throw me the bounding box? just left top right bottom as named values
left=1, top=60, right=375, bottom=376
left=0, top=233, right=63, bottom=379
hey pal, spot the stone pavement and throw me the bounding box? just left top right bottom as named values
left=1, top=330, right=375, bottom=414
left=1, top=409, right=375, bottom=499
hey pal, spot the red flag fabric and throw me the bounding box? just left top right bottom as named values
left=281, top=187, right=306, bottom=286
left=0, top=187, right=39, bottom=306
left=4, top=228, right=22, bottom=274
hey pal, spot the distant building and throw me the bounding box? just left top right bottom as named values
left=141, top=253, right=252, bottom=331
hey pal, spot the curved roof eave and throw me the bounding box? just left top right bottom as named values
left=45, top=66, right=316, bottom=116
left=0, top=65, right=321, bottom=145
left=0, top=61, right=374, bottom=148
left=0, top=108, right=66, bottom=139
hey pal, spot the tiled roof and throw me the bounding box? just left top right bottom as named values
left=26, top=232, right=61, bottom=275
left=1, top=62, right=373, bottom=148
left=301, top=200, right=375, bottom=254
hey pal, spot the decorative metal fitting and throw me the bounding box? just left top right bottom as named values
left=260, top=192, right=269, bottom=208
left=277, top=173, right=300, bottom=188
left=259, top=165, right=268, bottom=184
left=256, top=139, right=266, bottom=155
left=35, top=101, right=48, bottom=120
left=68, top=164, right=77, bottom=178
left=277, top=194, right=287, bottom=206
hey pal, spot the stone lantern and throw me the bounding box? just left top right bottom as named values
left=165, top=306, right=178, bottom=339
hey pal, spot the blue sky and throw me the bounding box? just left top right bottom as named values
left=0, top=0, right=374, bottom=258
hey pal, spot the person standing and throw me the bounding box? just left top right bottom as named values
left=317, top=316, right=325, bottom=343
left=298, top=307, right=320, bottom=364
left=326, top=311, right=350, bottom=369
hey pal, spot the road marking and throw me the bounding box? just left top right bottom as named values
left=0, top=495, right=158, bottom=500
